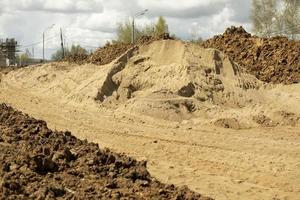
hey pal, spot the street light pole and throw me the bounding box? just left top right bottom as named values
left=43, top=32, right=45, bottom=62
left=132, top=19, right=135, bottom=44
left=42, top=24, right=55, bottom=62
left=132, top=9, right=148, bottom=44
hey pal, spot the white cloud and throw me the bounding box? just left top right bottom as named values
left=0, top=0, right=253, bottom=59
left=138, top=0, right=228, bottom=18
left=1, top=0, right=103, bottom=13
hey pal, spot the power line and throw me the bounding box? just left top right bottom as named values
left=18, top=35, right=59, bottom=49
left=63, top=35, right=99, bottom=49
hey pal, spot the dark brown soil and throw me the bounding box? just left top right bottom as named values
left=201, top=26, right=300, bottom=84
left=88, top=43, right=132, bottom=65
left=65, top=54, right=89, bottom=65
left=66, top=34, right=174, bottom=66
left=0, top=103, right=211, bottom=200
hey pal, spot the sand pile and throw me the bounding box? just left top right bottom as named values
left=94, top=40, right=299, bottom=126
left=0, top=103, right=210, bottom=200
left=1, top=40, right=299, bottom=127
left=201, top=26, right=300, bottom=84
left=95, top=40, right=266, bottom=122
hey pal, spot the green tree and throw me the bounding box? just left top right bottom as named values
left=116, top=21, right=133, bottom=43
left=16, top=48, right=33, bottom=65
left=141, top=23, right=155, bottom=36
left=51, top=45, right=87, bottom=61
left=51, top=49, right=68, bottom=61
left=70, top=44, right=87, bottom=55
left=155, top=16, right=168, bottom=35
left=115, top=16, right=171, bottom=43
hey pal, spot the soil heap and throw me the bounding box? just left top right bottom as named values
left=201, top=26, right=300, bottom=84
left=67, top=34, right=174, bottom=66
left=0, top=103, right=211, bottom=200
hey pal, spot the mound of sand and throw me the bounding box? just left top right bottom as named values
left=201, top=26, right=300, bottom=84
left=1, top=40, right=299, bottom=128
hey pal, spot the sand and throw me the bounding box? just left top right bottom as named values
left=0, top=40, right=299, bottom=199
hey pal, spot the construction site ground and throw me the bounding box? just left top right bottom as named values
left=0, top=70, right=299, bottom=200
left=0, top=30, right=300, bottom=199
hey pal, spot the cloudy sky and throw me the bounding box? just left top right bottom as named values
left=0, top=0, right=252, bottom=59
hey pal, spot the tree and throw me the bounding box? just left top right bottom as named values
left=115, top=16, right=171, bottom=43
left=141, top=23, right=155, bottom=36
left=70, top=44, right=87, bottom=55
left=251, top=0, right=300, bottom=39
left=251, top=0, right=278, bottom=37
left=155, top=16, right=168, bottom=35
left=51, top=49, right=67, bottom=61
left=16, top=48, right=33, bottom=65
left=116, top=21, right=134, bottom=43
left=51, top=45, right=87, bottom=61
left=282, top=0, right=300, bottom=39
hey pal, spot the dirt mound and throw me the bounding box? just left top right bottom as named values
left=137, top=33, right=174, bottom=45
left=65, top=53, right=89, bottom=65
left=201, top=26, right=300, bottom=84
left=0, top=103, right=211, bottom=200
left=95, top=39, right=264, bottom=122
left=88, top=43, right=133, bottom=65
left=67, top=34, right=174, bottom=66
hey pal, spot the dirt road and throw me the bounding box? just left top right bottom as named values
left=0, top=82, right=299, bottom=200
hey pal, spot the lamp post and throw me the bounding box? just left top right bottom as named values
left=132, top=9, right=148, bottom=44
left=43, top=24, right=55, bottom=62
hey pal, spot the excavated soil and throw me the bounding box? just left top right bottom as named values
left=201, top=26, right=300, bottom=84
left=0, top=103, right=210, bottom=200
left=67, top=34, right=174, bottom=66
left=88, top=43, right=132, bottom=65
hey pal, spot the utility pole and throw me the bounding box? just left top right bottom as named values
left=42, top=24, right=55, bottom=62
left=132, top=19, right=135, bottom=44
left=32, top=47, right=34, bottom=59
left=60, top=28, right=65, bottom=59
left=132, top=9, right=148, bottom=44
left=42, top=32, right=44, bottom=62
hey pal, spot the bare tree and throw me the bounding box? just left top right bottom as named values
left=251, top=0, right=278, bottom=37
left=282, top=0, right=300, bottom=39
left=251, top=0, right=300, bottom=39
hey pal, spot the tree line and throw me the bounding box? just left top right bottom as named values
left=251, top=0, right=300, bottom=39
left=115, top=16, right=169, bottom=43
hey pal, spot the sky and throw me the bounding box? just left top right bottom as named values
left=0, top=0, right=252, bottom=59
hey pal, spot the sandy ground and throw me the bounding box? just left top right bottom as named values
left=0, top=75, right=299, bottom=200
left=0, top=40, right=299, bottom=199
